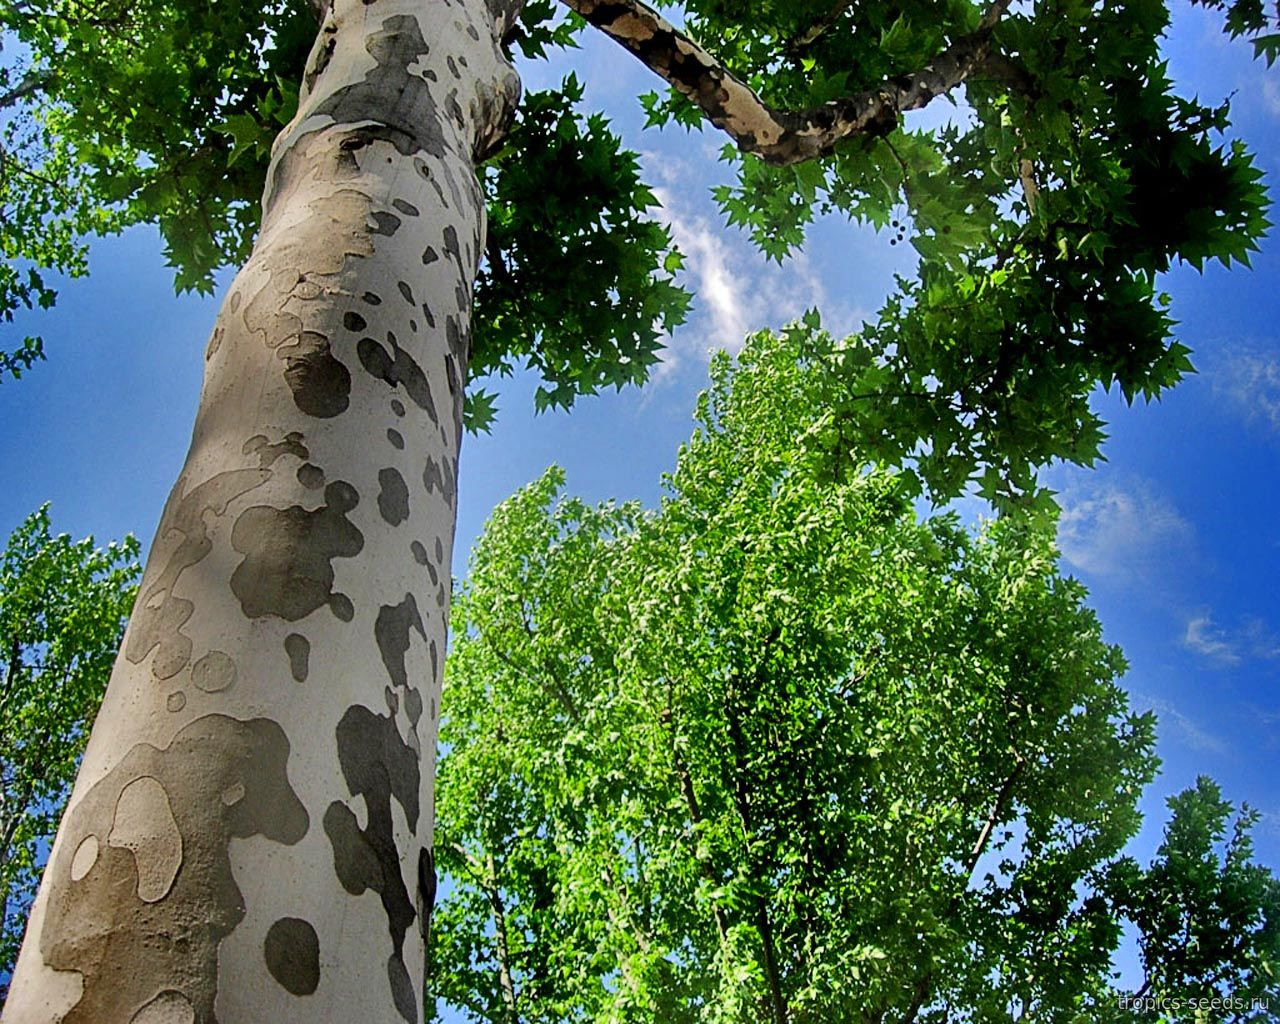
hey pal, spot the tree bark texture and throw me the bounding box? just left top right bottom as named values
left=4, top=1, right=520, bottom=1020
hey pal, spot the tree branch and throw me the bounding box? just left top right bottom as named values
left=0, top=70, right=54, bottom=110
left=561, top=0, right=1013, bottom=165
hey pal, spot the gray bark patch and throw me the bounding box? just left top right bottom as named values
left=397, top=281, right=416, bottom=305
left=344, top=311, right=368, bottom=332
left=280, top=331, right=352, bottom=419
left=374, top=595, right=425, bottom=694
left=324, top=705, right=421, bottom=1023
left=387, top=428, right=405, bottom=449
left=284, top=634, right=311, bottom=683
left=369, top=210, right=402, bottom=236
left=264, top=917, right=320, bottom=996
left=357, top=334, right=439, bottom=424
left=392, top=198, right=420, bottom=217
left=377, top=467, right=411, bottom=526
left=410, top=540, right=428, bottom=565
left=298, top=463, right=326, bottom=490
left=127, top=470, right=271, bottom=680
left=39, top=715, right=307, bottom=1023
left=309, top=14, right=447, bottom=160
left=230, top=481, right=365, bottom=621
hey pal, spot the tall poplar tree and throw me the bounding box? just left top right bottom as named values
left=1, top=0, right=1275, bottom=1021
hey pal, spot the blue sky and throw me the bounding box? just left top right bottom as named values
left=1, top=0, right=1278, bottom=999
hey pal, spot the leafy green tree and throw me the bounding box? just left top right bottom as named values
left=434, top=328, right=1279, bottom=1023
left=0, top=507, right=139, bottom=999
left=3, top=0, right=1277, bottom=1017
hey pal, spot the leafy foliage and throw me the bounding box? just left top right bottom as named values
left=0, top=506, right=139, bottom=995
left=433, top=329, right=1280, bottom=1022
left=0, top=0, right=690, bottom=417
left=644, top=0, right=1273, bottom=503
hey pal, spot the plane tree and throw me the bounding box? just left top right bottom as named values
left=1, top=0, right=1276, bottom=1020
left=434, top=329, right=1280, bottom=1023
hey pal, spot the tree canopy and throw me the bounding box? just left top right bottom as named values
left=3, top=0, right=1275, bottom=479
left=433, top=328, right=1280, bottom=1022
left=0, top=506, right=139, bottom=998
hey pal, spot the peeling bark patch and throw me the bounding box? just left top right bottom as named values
left=357, top=335, right=439, bottom=423
left=264, top=917, right=320, bottom=996
left=369, top=210, right=402, bottom=236
left=325, top=705, right=421, bottom=1023
left=387, top=428, right=405, bottom=449
left=40, top=715, right=307, bottom=1024
left=109, top=776, right=182, bottom=903
left=298, top=462, right=326, bottom=490
left=230, top=481, right=364, bottom=621
left=166, top=691, right=187, bottom=713
left=309, top=14, right=447, bottom=161
left=127, top=470, right=270, bottom=680
left=378, top=467, right=411, bottom=526
left=280, top=331, right=352, bottom=419
left=422, top=455, right=456, bottom=504
left=285, top=633, right=311, bottom=683
left=192, top=650, right=237, bottom=694
left=130, top=991, right=195, bottom=1024
left=244, top=432, right=309, bottom=468
left=330, top=592, right=356, bottom=622
left=70, top=836, right=99, bottom=882
left=374, top=595, right=425, bottom=695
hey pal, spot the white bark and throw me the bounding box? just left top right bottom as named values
left=4, top=1, right=520, bottom=1020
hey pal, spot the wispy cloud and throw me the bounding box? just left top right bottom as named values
left=1130, top=692, right=1231, bottom=757
left=1183, top=615, right=1241, bottom=664
left=1209, top=348, right=1280, bottom=432
left=645, top=163, right=867, bottom=376
left=1057, top=478, right=1193, bottom=585
left=1183, top=612, right=1280, bottom=665
left=1264, top=78, right=1280, bottom=119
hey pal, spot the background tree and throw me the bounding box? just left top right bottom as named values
left=0, top=507, right=139, bottom=999
left=1, top=0, right=1277, bottom=1019
left=434, top=328, right=1280, bottom=1023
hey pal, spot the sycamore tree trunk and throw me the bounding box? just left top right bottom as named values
left=4, top=1, right=522, bottom=1020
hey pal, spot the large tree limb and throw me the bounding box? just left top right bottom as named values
left=561, top=0, right=1013, bottom=165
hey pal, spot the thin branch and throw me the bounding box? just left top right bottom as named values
left=561, top=0, right=1014, bottom=165
left=0, top=70, right=54, bottom=110
left=789, top=0, right=857, bottom=53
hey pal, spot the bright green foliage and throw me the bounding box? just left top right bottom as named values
left=0, top=506, right=140, bottom=995
left=433, top=329, right=1280, bottom=1022
left=1103, top=778, right=1280, bottom=1013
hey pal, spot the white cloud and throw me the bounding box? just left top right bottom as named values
left=647, top=178, right=867, bottom=377
left=1057, top=478, right=1193, bottom=584
left=1183, top=612, right=1280, bottom=665
left=1210, top=348, right=1280, bottom=432
left=1183, top=615, right=1241, bottom=664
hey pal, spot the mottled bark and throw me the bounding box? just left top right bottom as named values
left=3, top=1, right=520, bottom=1020
left=561, top=0, right=1012, bottom=166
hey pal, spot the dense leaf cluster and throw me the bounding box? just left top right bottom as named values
left=434, top=330, right=1280, bottom=1022
left=0, top=506, right=139, bottom=997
